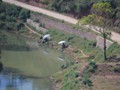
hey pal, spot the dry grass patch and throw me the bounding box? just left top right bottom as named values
left=91, top=75, right=120, bottom=90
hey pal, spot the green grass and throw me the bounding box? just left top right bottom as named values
left=60, top=69, right=81, bottom=90
left=53, top=63, right=85, bottom=90
left=18, top=27, right=27, bottom=33
left=48, top=28, right=96, bottom=52
left=107, top=42, right=120, bottom=56
left=48, top=28, right=105, bottom=62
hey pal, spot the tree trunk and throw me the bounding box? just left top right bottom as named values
left=103, top=33, right=107, bottom=60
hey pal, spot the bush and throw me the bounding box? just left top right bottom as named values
left=79, top=14, right=96, bottom=25
left=18, top=9, right=30, bottom=22
left=87, top=61, right=97, bottom=73
left=83, top=78, right=92, bottom=86
left=16, top=22, right=24, bottom=31
left=82, top=70, right=92, bottom=86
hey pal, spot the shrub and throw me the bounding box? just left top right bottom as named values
left=83, top=78, right=92, bottom=86
left=87, top=61, right=97, bottom=73
left=16, top=22, right=24, bottom=31
left=18, top=9, right=30, bottom=22
left=82, top=70, right=92, bottom=86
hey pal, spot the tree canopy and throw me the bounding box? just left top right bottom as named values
left=0, top=2, right=30, bottom=30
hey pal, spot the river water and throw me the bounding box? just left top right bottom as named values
left=0, top=47, right=71, bottom=90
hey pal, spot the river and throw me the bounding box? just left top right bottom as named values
left=0, top=47, right=72, bottom=90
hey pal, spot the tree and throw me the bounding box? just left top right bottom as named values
left=91, top=2, right=112, bottom=60
left=78, top=2, right=112, bottom=60
left=50, top=0, right=93, bottom=16
left=75, top=0, right=93, bottom=14
left=50, top=0, right=76, bottom=13
left=18, top=9, right=30, bottom=22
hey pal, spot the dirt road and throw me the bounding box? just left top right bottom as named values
left=111, top=32, right=120, bottom=45
left=3, top=0, right=77, bottom=24
left=3, top=0, right=120, bottom=45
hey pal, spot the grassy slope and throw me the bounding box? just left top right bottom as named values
left=45, top=27, right=120, bottom=90
left=53, top=63, right=86, bottom=90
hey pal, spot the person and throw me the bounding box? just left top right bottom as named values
left=61, top=43, right=66, bottom=51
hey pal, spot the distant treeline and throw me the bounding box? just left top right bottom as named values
left=25, top=0, right=120, bottom=19
left=23, top=0, right=120, bottom=32
left=48, top=0, right=120, bottom=32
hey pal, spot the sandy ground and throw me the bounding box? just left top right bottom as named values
left=3, top=0, right=120, bottom=45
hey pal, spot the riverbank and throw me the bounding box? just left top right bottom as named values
left=1, top=2, right=120, bottom=90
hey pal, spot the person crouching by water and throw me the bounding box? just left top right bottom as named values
left=61, top=43, right=66, bottom=50
left=58, top=41, right=68, bottom=51
left=39, top=34, right=51, bottom=44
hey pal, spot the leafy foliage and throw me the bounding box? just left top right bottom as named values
left=50, top=0, right=93, bottom=17
left=0, top=2, right=30, bottom=30
left=79, top=14, right=97, bottom=25
left=18, top=9, right=30, bottom=22
left=91, top=2, right=111, bottom=17
left=82, top=61, right=97, bottom=86
left=60, top=69, right=80, bottom=90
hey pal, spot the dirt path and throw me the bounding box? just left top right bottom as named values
left=3, top=0, right=77, bottom=24
left=111, top=32, right=120, bottom=45
left=3, top=0, right=120, bottom=45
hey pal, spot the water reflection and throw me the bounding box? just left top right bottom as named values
left=0, top=74, right=30, bottom=90
left=0, top=47, right=73, bottom=90
left=0, top=74, right=53, bottom=90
